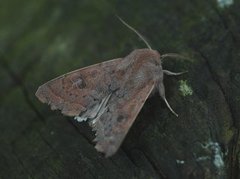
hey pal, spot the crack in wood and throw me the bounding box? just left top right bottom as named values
left=0, top=54, right=46, bottom=122
left=141, top=150, right=167, bottom=179
left=10, top=144, right=34, bottom=179
left=198, top=50, right=239, bottom=179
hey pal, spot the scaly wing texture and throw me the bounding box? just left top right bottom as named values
left=92, top=81, right=155, bottom=157
left=36, top=50, right=156, bottom=157
left=36, top=58, right=123, bottom=117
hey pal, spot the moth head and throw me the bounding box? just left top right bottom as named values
left=145, top=49, right=162, bottom=66
left=131, top=48, right=161, bottom=65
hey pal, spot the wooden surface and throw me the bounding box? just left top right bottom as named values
left=0, top=0, right=239, bottom=178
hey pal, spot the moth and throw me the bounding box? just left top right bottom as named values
left=36, top=17, right=186, bottom=157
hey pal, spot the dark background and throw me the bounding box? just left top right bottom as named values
left=0, top=0, right=240, bottom=178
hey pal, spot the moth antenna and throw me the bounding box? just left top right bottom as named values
left=116, top=15, right=152, bottom=50
left=161, top=53, right=191, bottom=61
left=163, top=70, right=188, bottom=76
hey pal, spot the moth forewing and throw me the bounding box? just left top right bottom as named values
left=36, top=17, right=185, bottom=157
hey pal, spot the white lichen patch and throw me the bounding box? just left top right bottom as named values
left=217, top=0, right=234, bottom=8
left=201, top=141, right=225, bottom=169
left=196, top=156, right=211, bottom=162
left=176, top=160, right=185, bottom=164
left=179, top=80, right=193, bottom=96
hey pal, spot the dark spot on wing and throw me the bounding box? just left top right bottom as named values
left=91, top=70, right=98, bottom=78
left=117, top=115, right=124, bottom=122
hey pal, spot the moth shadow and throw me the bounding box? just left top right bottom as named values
left=121, top=94, right=166, bottom=151
left=121, top=77, right=179, bottom=154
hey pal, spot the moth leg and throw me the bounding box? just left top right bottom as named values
left=158, top=82, right=178, bottom=117
left=90, top=94, right=112, bottom=119
left=90, top=94, right=112, bottom=125
left=91, top=104, right=108, bottom=126
left=74, top=94, right=112, bottom=122
left=92, top=94, right=111, bottom=118
left=163, top=70, right=187, bottom=76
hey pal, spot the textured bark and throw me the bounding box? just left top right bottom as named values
left=0, top=0, right=239, bottom=178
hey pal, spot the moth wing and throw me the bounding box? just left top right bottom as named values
left=36, top=58, right=123, bottom=117
left=93, top=81, right=155, bottom=157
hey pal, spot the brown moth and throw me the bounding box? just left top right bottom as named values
left=35, top=17, right=186, bottom=157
